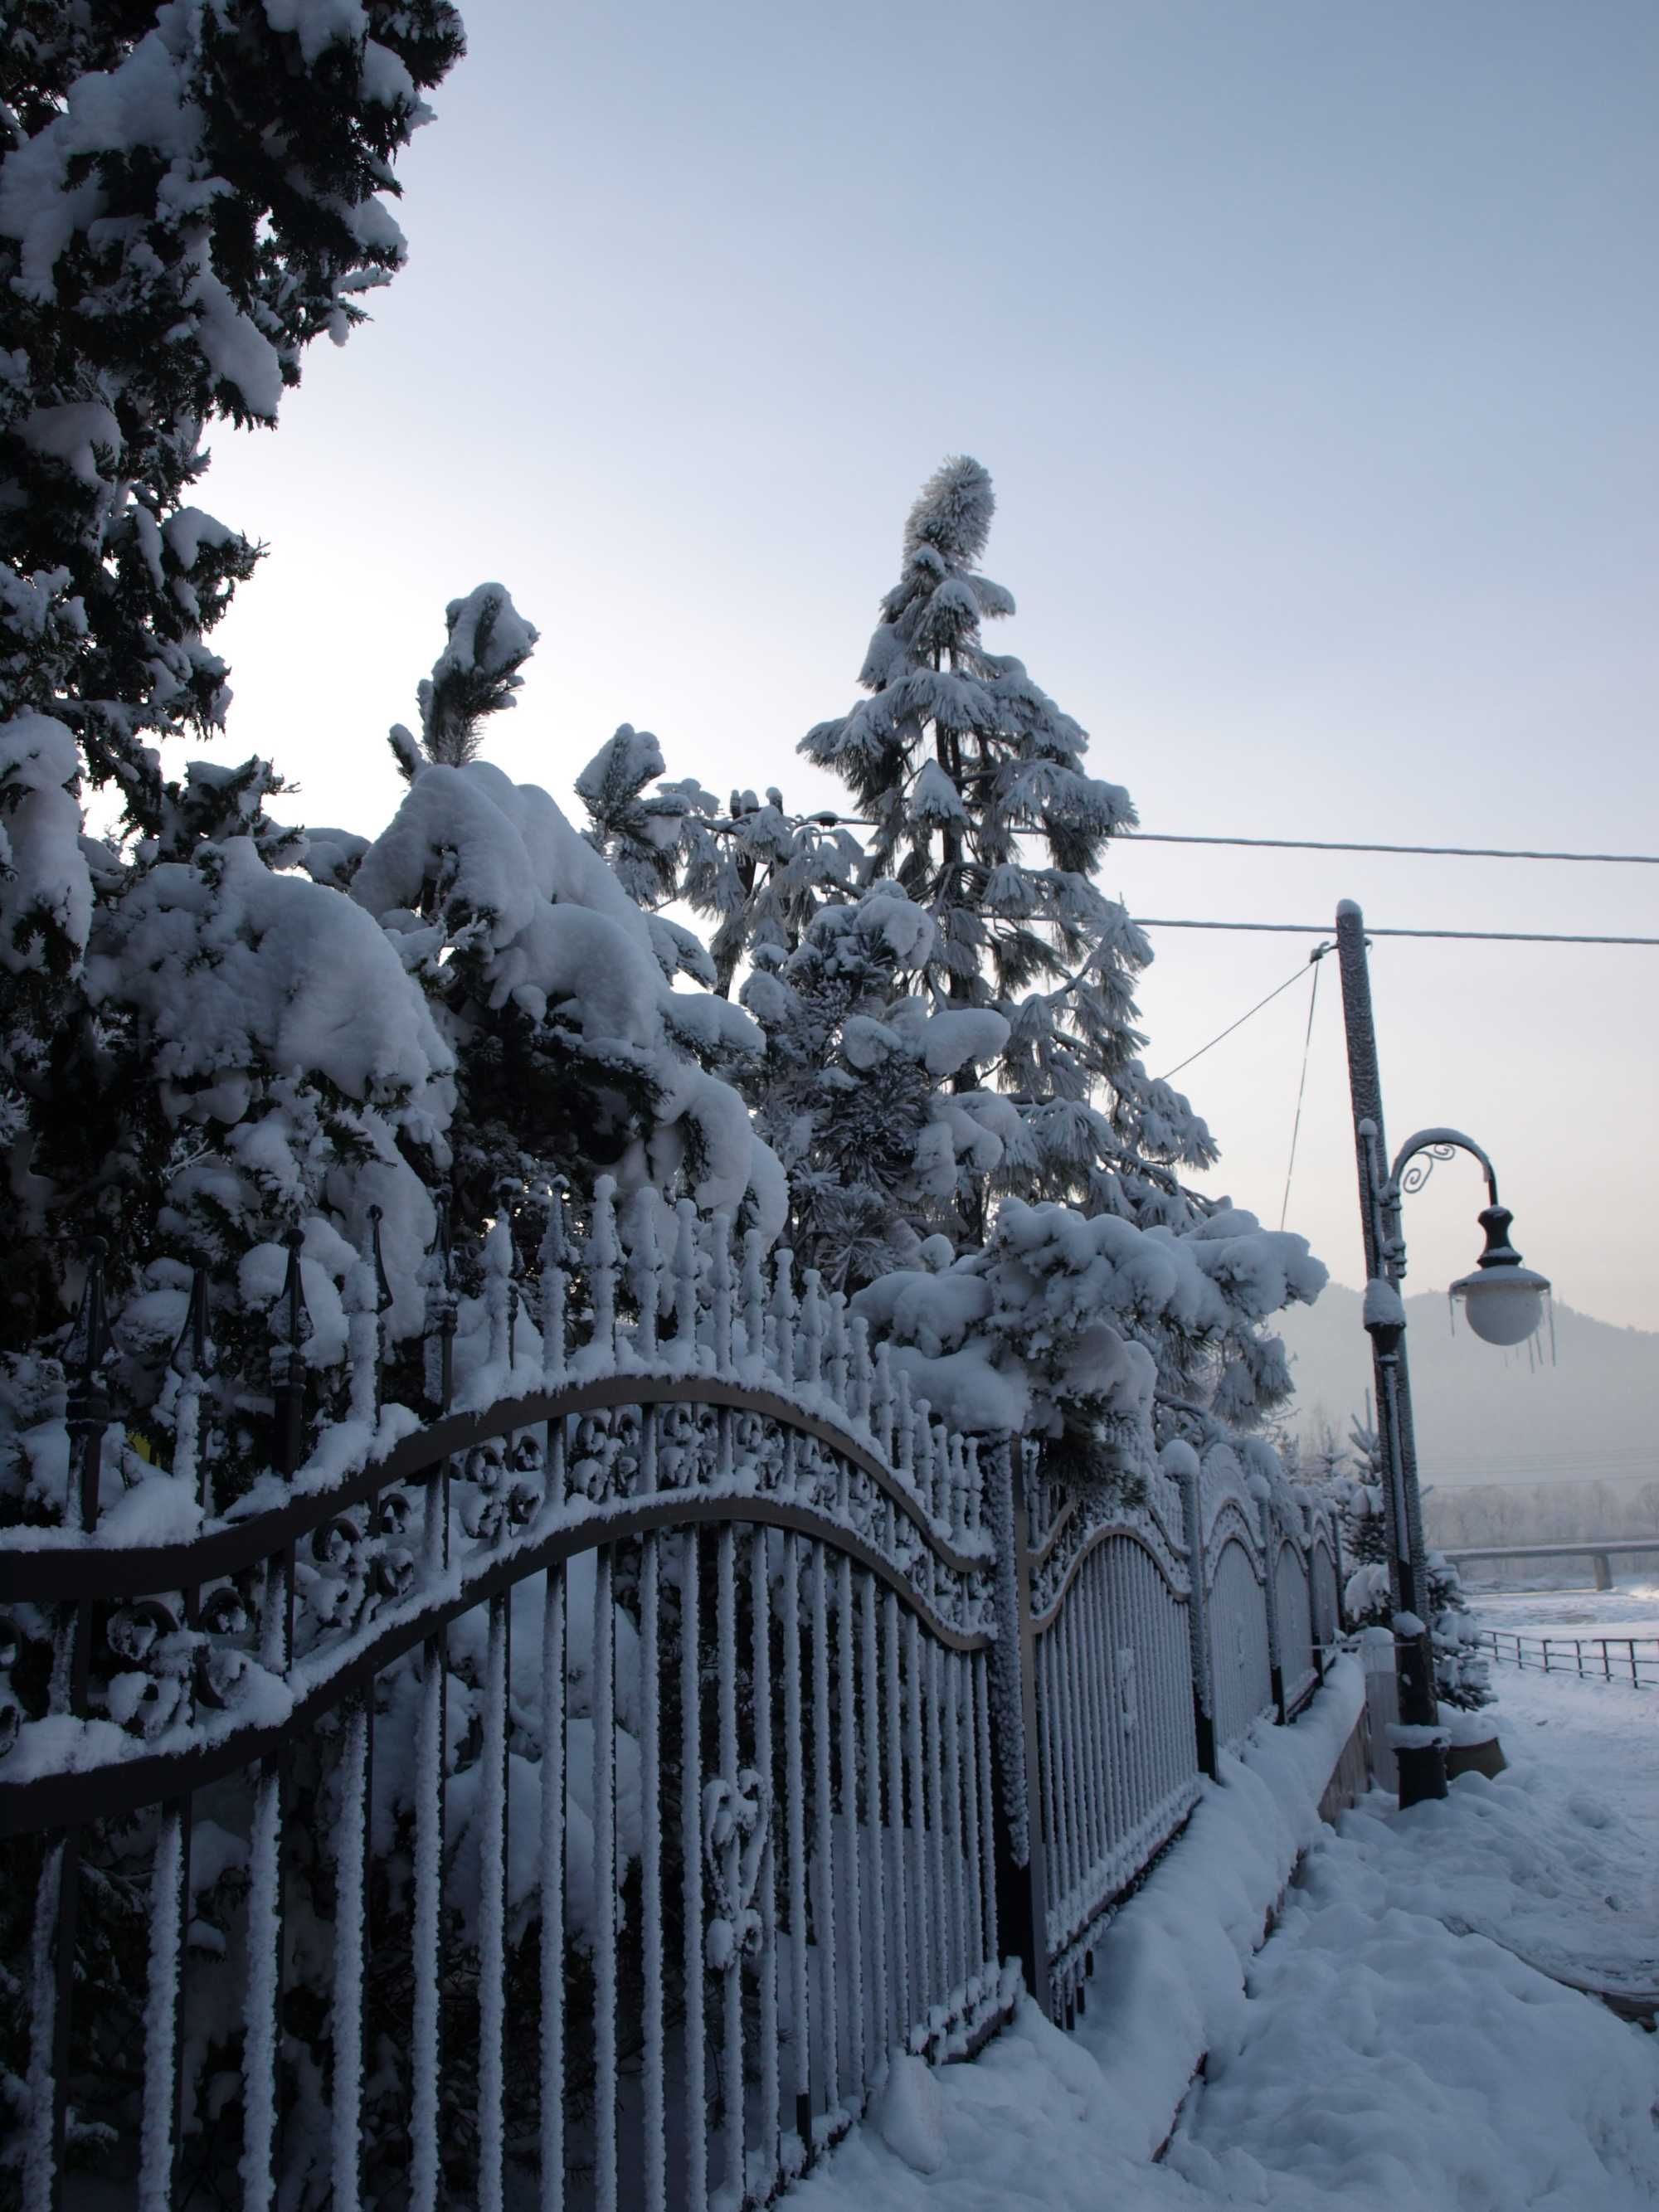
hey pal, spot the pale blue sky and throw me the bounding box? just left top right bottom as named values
left=203, top=0, right=1659, bottom=1330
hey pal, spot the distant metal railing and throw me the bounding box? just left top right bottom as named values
left=1477, top=1628, right=1657, bottom=1688
left=0, top=1186, right=1341, bottom=2210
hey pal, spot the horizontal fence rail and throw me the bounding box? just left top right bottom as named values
left=1, top=1187, right=1345, bottom=2210
left=1477, top=1628, right=1658, bottom=1688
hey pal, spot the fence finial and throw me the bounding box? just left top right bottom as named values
left=273, top=1228, right=309, bottom=1478
left=673, top=1199, right=699, bottom=1370
left=588, top=1178, right=620, bottom=1364
left=539, top=1182, right=570, bottom=1390
left=625, top=1192, right=661, bottom=1362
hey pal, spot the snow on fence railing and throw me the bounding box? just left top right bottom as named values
left=0, top=1208, right=1341, bottom=2211
left=1477, top=1629, right=1657, bottom=1688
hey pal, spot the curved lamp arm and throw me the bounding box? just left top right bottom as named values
left=1383, top=1126, right=1499, bottom=1209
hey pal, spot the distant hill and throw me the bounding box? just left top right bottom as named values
left=1275, top=1286, right=1658, bottom=1490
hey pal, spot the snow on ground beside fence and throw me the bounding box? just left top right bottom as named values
left=1378, top=1654, right=1657, bottom=2006
left=796, top=1656, right=1659, bottom=2212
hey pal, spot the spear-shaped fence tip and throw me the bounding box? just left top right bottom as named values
left=170, top=1266, right=212, bottom=1378
left=367, top=1203, right=394, bottom=1315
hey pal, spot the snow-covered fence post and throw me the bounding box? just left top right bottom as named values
left=673, top=1198, right=699, bottom=1368
left=985, top=1439, right=1051, bottom=2017
left=847, top=1314, right=872, bottom=1434
left=800, top=1269, right=825, bottom=1388
left=741, top=1228, right=767, bottom=1366
left=1256, top=1486, right=1287, bottom=1724
left=482, top=1219, right=513, bottom=1377
left=870, top=1338, right=895, bottom=1466
left=771, top=1248, right=796, bottom=1386
left=587, top=1177, right=620, bottom=1367
left=627, top=1194, right=661, bottom=1362
left=708, top=1213, right=735, bottom=1371
left=1173, top=1445, right=1219, bottom=1782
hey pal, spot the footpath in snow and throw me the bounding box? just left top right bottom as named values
left=799, top=1655, right=1659, bottom=2212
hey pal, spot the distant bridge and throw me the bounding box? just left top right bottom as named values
left=1443, top=1537, right=1659, bottom=1592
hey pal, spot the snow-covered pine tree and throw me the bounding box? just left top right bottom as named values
left=1, top=0, right=465, bottom=1352
left=352, top=741, right=786, bottom=1294
left=1340, top=1407, right=1491, bottom=1708
left=2, top=0, right=465, bottom=823
left=679, top=788, right=865, bottom=997
left=799, top=455, right=1219, bottom=1243
left=390, top=584, right=541, bottom=776
left=788, top=459, right=1324, bottom=1437
left=734, top=879, right=1012, bottom=1286
left=1340, top=1407, right=1393, bottom=1627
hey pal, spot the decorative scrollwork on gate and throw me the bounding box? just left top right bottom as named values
left=702, top=1767, right=771, bottom=1972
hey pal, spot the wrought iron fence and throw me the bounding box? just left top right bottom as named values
left=0, top=1191, right=1342, bottom=2210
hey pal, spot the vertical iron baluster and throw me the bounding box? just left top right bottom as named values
left=640, top=1532, right=665, bottom=2212
left=1036, top=1628, right=1063, bottom=1939
left=1086, top=1553, right=1113, bottom=1878
left=241, top=1760, right=282, bottom=2212
left=680, top=1529, right=707, bottom=2212
left=957, top=1649, right=986, bottom=1998
left=411, top=1629, right=445, bottom=2212
left=810, top=1545, right=839, bottom=2114
left=715, top=1525, right=743, bottom=2199
left=882, top=1591, right=911, bottom=2054
left=24, top=1839, right=65, bottom=2212
left=903, top=1615, right=932, bottom=2026
left=538, top=1568, right=567, bottom=2212
left=593, top=1547, right=618, bottom=2212
left=1078, top=1550, right=1112, bottom=1883
left=1072, top=1559, right=1096, bottom=1893
left=835, top=1552, right=864, bottom=2103
left=926, top=1636, right=951, bottom=2020
left=781, top=1532, right=810, bottom=2156
left=752, top=1530, right=780, bottom=2185
left=940, top=1637, right=965, bottom=2005
left=479, top=1595, right=508, bottom=2212
left=974, top=1648, right=1000, bottom=1977
left=330, top=1700, right=369, bottom=2212
left=859, top=1573, right=888, bottom=2078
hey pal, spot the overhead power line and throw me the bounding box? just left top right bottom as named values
left=1134, top=919, right=1659, bottom=946
left=809, top=817, right=1659, bottom=866
left=1126, top=832, right=1659, bottom=865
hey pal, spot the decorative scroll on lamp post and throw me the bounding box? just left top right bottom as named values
left=1334, top=900, right=1550, bottom=1806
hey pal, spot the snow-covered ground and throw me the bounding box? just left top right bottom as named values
left=1472, top=1574, right=1659, bottom=1643
left=799, top=1652, right=1659, bottom=2212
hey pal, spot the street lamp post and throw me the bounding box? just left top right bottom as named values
left=1333, top=900, right=1549, bottom=1808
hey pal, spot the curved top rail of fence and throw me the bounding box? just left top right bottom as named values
left=0, top=1182, right=1005, bottom=1830
left=0, top=1374, right=986, bottom=1603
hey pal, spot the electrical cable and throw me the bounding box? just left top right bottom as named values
left=808, top=818, right=1658, bottom=866
left=1125, top=832, right=1658, bottom=865
left=1154, top=950, right=1324, bottom=1082
left=1279, top=953, right=1326, bottom=1231
left=1134, top=919, right=1659, bottom=946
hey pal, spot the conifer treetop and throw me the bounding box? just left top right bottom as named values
left=800, top=455, right=1217, bottom=1224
